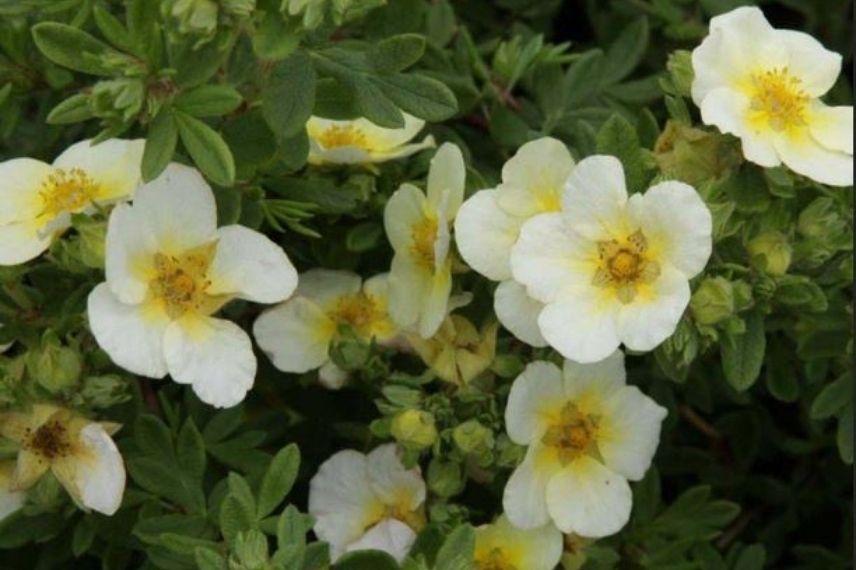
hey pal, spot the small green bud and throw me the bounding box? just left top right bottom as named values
left=666, top=50, right=694, bottom=97
left=747, top=231, right=792, bottom=276
left=798, top=197, right=847, bottom=239
left=166, top=0, right=218, bottom=43
left=329, top=328, right=371, bottom=371
left=690, top=277, right=734, bottom=325
left=26, top=333, right=81, bottom=393
left=654, top=120, right=741, bottom=186
left=221, top=0, right=256, bottom=17
left=452, top=420, right=494, bottom=455
left=427, top=458, right=464, bottom=498
left=391, top=409, right=437, bottom=450
left=91, top=79, right=145, bottom=122
left=81, top=375, right=132, bottom=408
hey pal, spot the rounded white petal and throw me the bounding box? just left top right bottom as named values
left=362, top=272, right=391, bottom=302
left=309, top=449, right=380, bottom=560
left=497, top=137, right=575, bottom=217
left=628, top=181, right=712, bottom=278
left=454, top=189, right=522, bottom=281
left=387, top=254, right=431, bottom=332
left=0, top=221, right=52, bottom=266
left=699, top=87, right=750, bottom=137
left=345, top=519, right=416, bottom=564
left=76, top=423, right=126, bottom=515
left=616, top=265, right=690, bottom=352
left=206, top=225, right=298, bottom=303
left=253, top=297, right=334, bottom=373
left=355, top=114, right=425, bottom=151
left=778, top=29, right=842, bottom=97
left=133, top=163, right=217, bottom=252
left=546, top=457, right=632, bottom=537
left=105, top=203, right=157, bottom=304
left=318, top=361, right=349, bottom=389
left=494, top=280, right=547, bottom=347
left=774, top=132, right=853, bottom=187
left=0, top=158, right=51, bottom=225
left=416, top=265, right=452, bottom=338
left=538, top=290, right=622, bottom=364
left=296, top=269, right=362, bottom=309
left=87, top=283, right=169, bottom=378
left=163, top=316, right=256, bottom=408
left=481, top=516, right=563, bottom=570
left=600, top=386, right=667, bottom=481
left=367, top=444, right=425, bottom=510
left=384, top=183, right=428, bottom=253
left=808, top=103, right=853, bottom=155
left=510, top=213, right=593, bottom=304
left=427, top=143, right=466, bottom=219
left=561, top=155, right=629, bottom=241
left=52, top=138, right=144, bottom=202
left=562, top=349, right=626, bottom=398
left=505, top=361, right=564, bottom=445
left=503, top=444, right=557, bottom=530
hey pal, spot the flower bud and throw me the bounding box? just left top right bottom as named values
left=452, top=420, right=494, bottom=455
left=427, top=458, right=465, bottom=498
left=221, top=0, right=256, bottom=17
left=166, top=0, right=218, bottom=42
left=654, top=120, right=741, bottom=186
left=747, top=231, right=792, bottom=276
left=26, top=333, right=81, bottom=393
left=81, top=375, right=132, bottom=408
left=690, top=277, right=734, bottom=325
left=798, top=197, right=846, bottom=239
left=75, top=217, right=107, bottom=269
left=391, top=409, right=437, bottom=450
left=407, top=316, right=497, bottom=386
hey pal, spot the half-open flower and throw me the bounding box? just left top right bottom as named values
left=503, top=352, right=667, bottom=537
left=0, top=404, right=125, bottom=515
left=406, top=315, right=497, bottom=386
left=473, top=515, right=563, bottom=570
left=385, top=143, right=466, bottom=338
left=308, top=444, right=426, bottom=563
left=253, top=269, right=397, bottom=388
left=306, top=114, right=435, bottom=165
left=0, top=139, right=144, bottom=265
left=87, top=163, right=298, bottom=408
left=691, top=6, right=853, bottom=186
left=455, top=137, right=575, bottom=347
left=511, top=155, right=712, bottom=363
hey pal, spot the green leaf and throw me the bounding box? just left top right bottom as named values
left=175, top=85, right=243, bottom=117
left=175, top=112, right=236, bottom=186
left=721, top=310, right=766, bottom=391
left=93, top=5, right=135, bottom=54
left=334, top=550, right=400, bottom=570
left=733, top=544, right=766, bottom=570
left=262, top=51, right=316, bottom=138
left=434, top=524, right=474, bottom=570
left=369, top=34, right=426, bottom=73
left=195, top=548, right=228, bottom=570
left=257, top=444, right=300, bottom=518
left=596, top=113, right=647, bottom=194
left=836, top=405, right=853, bottom=464
left=142, top=109, right=178, bottom=182
left=31, top=22, right=119, bottom=76
left=602, top=18, right=650, bottom=84
left=220, top=495, right=257, bottom=546
left=352, top=78, right=405, bottom=128
left=371, top=73, right=458, bottom=122
left=134, top=414, right=174, bottom=458
left=253, top=11, right=301, bottom=60
left=46, top=94, right=94, bottom=125
left=276, top=505, right=311, bottom=550
left=810, top=374, right=851, bottom=420
left=177, top=419, right=206, bottom=482
left=127, top=457, right=206, bottom=513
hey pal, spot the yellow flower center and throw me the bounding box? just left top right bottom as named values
left=39, top=168, right=99, bottom=220
left=535, top=187, right=562, bottom=213
left=542, top=403, right=600, bottom=465
left=410, top=216, right=439, bottom=269
left=749, top=67, right=809, bottom=132
left=28, top=420, right=72, bottom=460
left=149, top=243, right=224, bottom=319
left=329, top=292, right=388, bottom=338
left=317, top=125, right=369, bottom=149
left=593, top=230, right=660, bottom=304
left=475, top=548, right=517, bottom=570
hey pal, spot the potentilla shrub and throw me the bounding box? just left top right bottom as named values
left=0, top=1, right=852, bottom=569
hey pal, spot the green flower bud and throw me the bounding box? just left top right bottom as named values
left=74, top=217, right=107, bottom=269
left=166, top=0, right=218, bottom=43
left=81, top=375, right=132, bottom=409
left=654, top=120, right=741, bottom=186
left=427, top=458, right=464, bottom=498
left=391, top=409, right=437, bottom=450
left=666, top=50, right=694, bottom=97
left=748, top=231, right=792, bottom=276
left=328, top=327, right=371, bottom=371
left=282, top=0, right=326, bottom=29
left=221, top=0, right=256, bottom=17
left=26, top=333, right=81, bottom=393
left=90, top=78, right=144, bottom=122
left=690, top=277, right=734, bottom=325
left=452, top=420, right=494, bottom=455
left=798, top=197, right=847, bottom=239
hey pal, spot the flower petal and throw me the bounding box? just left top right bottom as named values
left=0, top=220, right=52, bottom=266
left=503, top=444, right=558, bottom=530
left=778, top=29, right=842, bottom=97
left=505, top=361, right=564, bottom=444
left=538, top=290, right=622, bottom=364
left=628, top=181, right=712, bottom=278
left=356, top=114, right=425, bottom=151
left=546, top=456, right=632, bottom=537
left=384, top=183, right=428, bottom=253
left=562, top=349, right=626, bottom=399
left=497, top=137, right=574, bottom=217
left=0, top=158, right=51, bottom=225
left=616, top=265, right=690, bottom=352
left=253, top=297, right=335, bottom=373
left=105, top=203, right=157, bottom=304
left=427, top=143, right=465, bottom=220
left=387, top=254, right=430, bottom=331
left=561, top=155, right=629, bottom=241
left=808, top=103, right=853, bottom=155
left=600, top=386, right=667, bottom=481
left=774, top=132, right=853, bottom=187
left=345, top=519, right=416, bottom=564
left=133, top=163, right=217, bottom=252
left=489, top=516, right=563, bottom=570
left=52, top=138, right=144, bottom=202
left=206, top=225, right=297, bottom=303
left=494, top=280, right=547, bottom=347
left=296, top=269, right=363, bottom=309
left=87, top=283, right=169, bottom=378
left=75, top=423, right=126, bottom=515
left=163, top=316, right=256, bottom=408
left=367, top=444, right=425, bottom=510
left=454, top=189, right=522, bottom=281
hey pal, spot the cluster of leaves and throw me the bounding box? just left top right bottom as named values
left=0, top=0, right=852, bottom=569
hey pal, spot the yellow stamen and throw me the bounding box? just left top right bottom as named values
left=38, top=168, right=99, bottom=219
left=149, top=243, right=225, bottom=319
left=410, top=216, right=439, bottom=270
left=27, top=420, right=72, bottom=460
left=475, top=548, right=517, bottom=570
left=328, top=292, right=388, bottom=338
left=317, top=125, right=369, bottom=149
left=748, top=67, right=809, bottom=132
left=542, top=403, right=600, bottom=465
left=593, top=230, right=660, bottom=304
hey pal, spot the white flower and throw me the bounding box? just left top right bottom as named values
left=692, top=6, right=853, bottom=186
left=0, top=461, right=25, bottom=521
left=384, top=143, right=466, bottom=338
left=0, top=138, right=145, bottom=265
left=253, top=269, right=398, bottom=387
left=503, top=352, right=667, bottom=537
left=306, top=114, right=435, bottom=165
left=473, top=515, right=563, bottom=570
left=455, top=137, right=575, bottom=346
left=86, top=163, right=298, bottom=408
left=0, top=404, right=126, bottom=516
left=308, top=443, right=426, bottom=563
left=510, top=155, right=712, bottom=363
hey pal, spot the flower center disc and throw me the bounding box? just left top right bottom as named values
left=749, top=67, right=809, bottom=132
left=476, top=549, right=517, bottom=570
left=39, top=168, right=99, bottom=219
left=318, top=125, right=369, bottom=149
left=330, top=292, right=383, bottom=336
left=543, top=404, right=600, bottom=465
left=410, top=216, right=439, bottom=269
left=594, top=230, right=660, bottom=304
left=150, top=244, right=219, bottom=319
left=29, top=421, right=71, bottom=459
